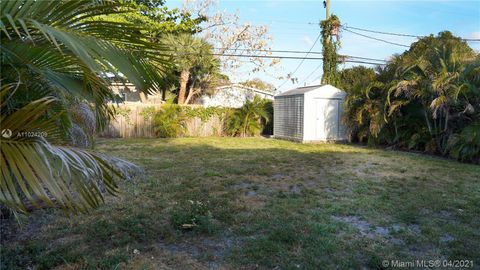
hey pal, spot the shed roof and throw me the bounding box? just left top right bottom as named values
left=276, top=84, right=325, bottom=96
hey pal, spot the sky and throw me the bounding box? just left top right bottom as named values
left=166, top=0, right=480, bottom=92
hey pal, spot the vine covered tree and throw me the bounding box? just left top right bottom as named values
left=320, top=15, right=341, bottom=86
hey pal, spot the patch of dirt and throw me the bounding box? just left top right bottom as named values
left=270, top=173, right=286, bottom=181
left=305, top=180, right=318, bottom=188
left=331, top=215, right=405, bottom=244
left=119, top=249, right=213, bottom=270
left=155, top=233, right=240, bottom=269
left=289, top=184, right=302, bottom=194
left=231, top=182, right=252, bottom=190
left=440, top=234, right=455, bottom=243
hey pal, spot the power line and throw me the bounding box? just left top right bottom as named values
left=345, top=25, right=422, bottom=38
left=213, top=53, right=324, bottom=60
left=214, top=47, right=388, bottom=62
left=276, top=32, right=322, bottom=90
left=307, top=21, right=480, bottom=42
left=343, top=25, right=480, bottom=42
left=298, top=64, right=322, bottom=86
left=342, top=27, right=411, bottom=48
left=312, top=74, right=323, bottom=84
left=341, top=55, right=387, bottom=62
left=170, top=51, right=385, bottom=65
left=255, top=20, right=479, bottom=42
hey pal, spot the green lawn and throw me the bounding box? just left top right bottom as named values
left=2, top=137, right=480, bottom=269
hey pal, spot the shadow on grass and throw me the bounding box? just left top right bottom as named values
left=2, top=138, right=479, bottom=269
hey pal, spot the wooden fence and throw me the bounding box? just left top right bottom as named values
left=100, top=103, right=226, bottom=138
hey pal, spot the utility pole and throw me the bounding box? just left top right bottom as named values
left=322, top=0, right=334, bottom=85
left=325, top=0, right=331, bottom=45
left=325, top=0, right=330, bottom=19
left=325, top=0, right=330, bottom=20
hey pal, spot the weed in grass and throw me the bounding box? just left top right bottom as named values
left=169, top=198, right=219, bottom=234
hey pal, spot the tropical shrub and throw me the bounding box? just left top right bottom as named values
left=153, top=104, right=186, bottom=138
left=262, top=100, right=274, bottom=135
left=447, top=123, right=480, bottom=163
left=226, top=97, right=271, bottom=137
left=340, top=31, right=480, bottom=163
left=150, top=99, right=272, bottom=138
left=0, top=0, right=167, bottom=213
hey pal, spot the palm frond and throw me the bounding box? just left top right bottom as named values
left=0, top=91, right=121, bottom=213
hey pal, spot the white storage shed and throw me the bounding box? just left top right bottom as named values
left=273, top=84, right=347, bottom=142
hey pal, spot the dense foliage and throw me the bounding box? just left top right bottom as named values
left=151, top=99, right=273, bottom=138
left=0, top=0, right=166, bottom=213
left=98, top=0, right=206, bottom=39
left=226, top=97, right=271, bottom=137
left=320, top=15, right=341, bottom=86
left=340, top=32, right=480, bottom=163
left=153, top=104, right=187, bottom=138
left=164, top=33, right=221, bottom=104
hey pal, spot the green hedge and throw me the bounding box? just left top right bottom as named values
left=152, top=99, right=273, bottom=138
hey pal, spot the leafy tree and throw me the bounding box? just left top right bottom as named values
left=0, top=0, right=166, bottom=213
left=389, top=32, right=478, bottom=153
left=184, top=66, right=229, bottom=104
left=98, top=0, right=206, bottom=40
left=339, top=66, right=376, bottom=93
left=339, top=66, right=378, bottom=142
left=340, top=31, right=480, bottom=163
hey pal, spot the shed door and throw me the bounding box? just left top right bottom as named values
left=314, top=99, right=339, bottom=140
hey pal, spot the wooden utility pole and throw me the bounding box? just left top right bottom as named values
left=325, top=0, right=331, bottom=48
left=325, top=0, right=330, bottom=19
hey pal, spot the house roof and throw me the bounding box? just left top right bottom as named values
left=276, top=84, right=325, bottom=96
left=216, top=84, right=274, bottom=96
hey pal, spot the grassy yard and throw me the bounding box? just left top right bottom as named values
left=2, top=137, right=479, bottom=269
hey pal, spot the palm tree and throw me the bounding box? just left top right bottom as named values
left=390, top=39, right=478, bottom=152
left=227, top=97, right=270, bottom=137
left=1, top=0, right=167, bottom=213
left=164, top=33, right=217, bottom=104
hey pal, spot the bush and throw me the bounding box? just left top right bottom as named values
left=153, top=104, right=186, bottom=138
left=226, top=96, right=271, bottom=137
left=339, top=32, right=480, bottom=164
left=447, top=123, right=480, bottom=164
left=262, top=100, right=274, bottom=135
left=150, top=99, right=272, bottom=138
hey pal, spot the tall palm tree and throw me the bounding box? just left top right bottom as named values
left=1, top=0, right=168, bottom=213
left=164, top=33, right=217, bottom=104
